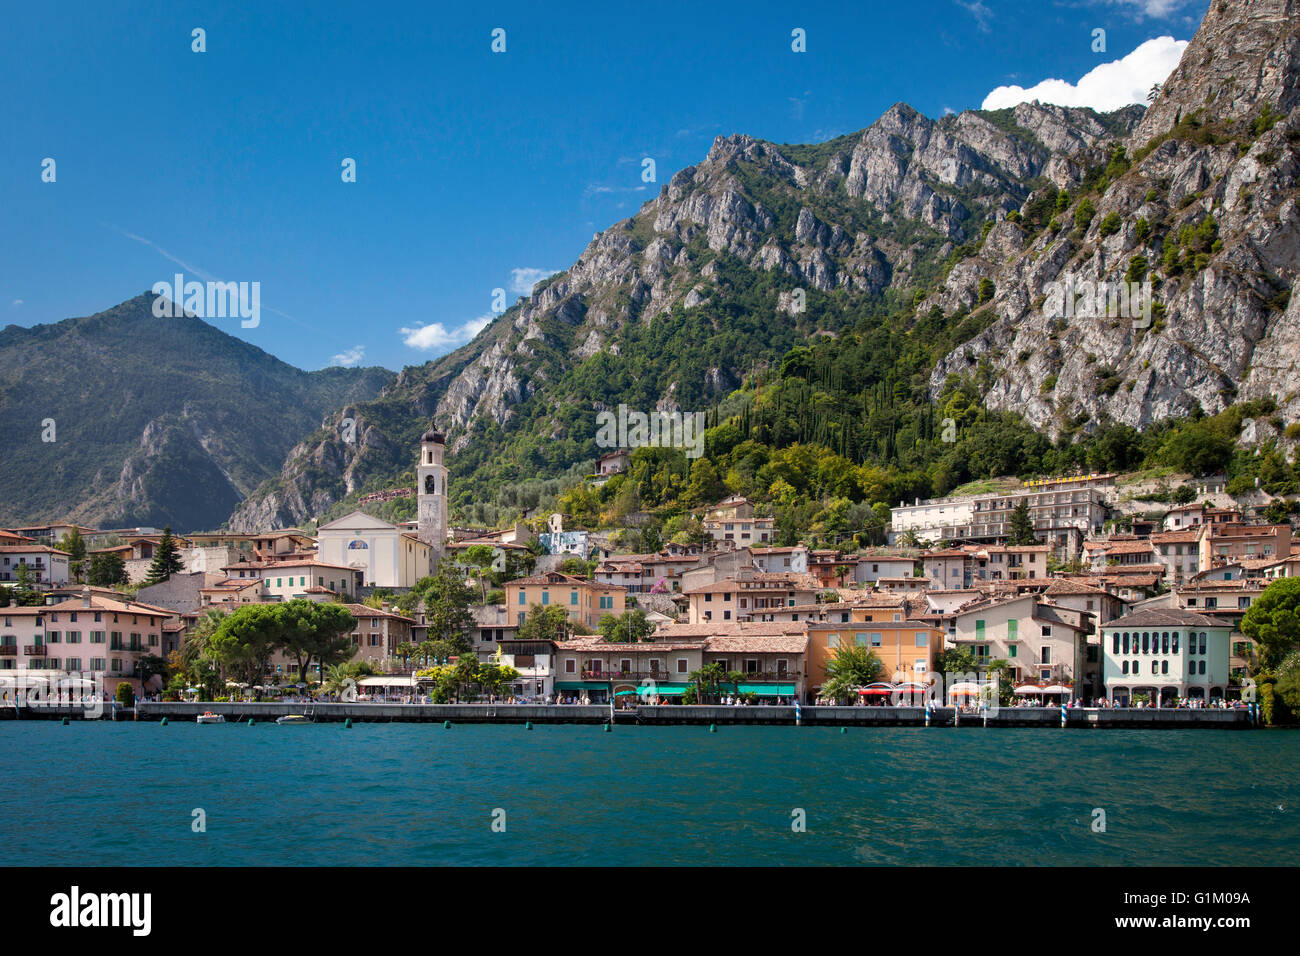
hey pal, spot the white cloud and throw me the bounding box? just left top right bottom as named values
left=10, top=299, right=21, bottom=308
left=1093, top=0, right=1197, bottom=19
left=401, top=314, right=493, bottom=351
left=509, top=267, right=558, bottom=296
left=329, top=345, right=365, bottom=367
left=956, top=0, right=993, bottom=32
left=981, top=36, right=1187, bottom=112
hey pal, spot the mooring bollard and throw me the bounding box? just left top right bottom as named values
left=603, top=723, right=610, bottom=732
left=62, top=716, right=69, bottom=725
left=924, top=702, right=931, bottom=727
left=840, top=726, right=847, bottom=735
left=248, top=718, right=255, bottom=726
left=525, top=721, right=532, bottom=730
left=160, top=717, right=167, bottom=726
left=1061, top=703, right=1068, bottom=727
left=443, top=720, right=451, bottom=729
left=709, top=723, right=717, bottom=733
left=345, top=718, right=352, bottom=729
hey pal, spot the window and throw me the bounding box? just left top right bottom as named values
left=827, top=634, right=839, bottom=650
left=1151, top=661, right=1158, bottom=674
left=1171, top=633, right=1179, bottom=654
left=1161, top=661, right=1168, bottom=674
left=975, top=620, right=985, bottom=640
left=564, top=659, right=576, bottom=673
left=914, top=632, right=927, bottom=647
left=1122, top=633, right=1130, bottom=654
left=854, top=633, right=867, bottom=647
left=1112, top=633, right=1120, bottom=654
left=1141, top=633, right=1150, bottom=654
left=870, top=632, right=882, bottom=647
left=48, top=631, right=60, bottom=643
left=518, top=592, right=526, bottom=605
left=541, top=591, right=549, bottom=605
left=1041, top=625, right=1052, bottom=637
left=1199, top=633, right=1207, bottom=655
left=1009, top=645, right=1017, bottom=658
left=570, top=591, right=578, bottom=605
left=1122, top=661, right=1129, bottom=674
left=1041, top=647, right=1051, bottom=664
left=677, top=658, right=688, bottom=674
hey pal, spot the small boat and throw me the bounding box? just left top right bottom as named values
left=196, top=711, right=226, bottom=724
left=276, top=714, right=311, bottom=724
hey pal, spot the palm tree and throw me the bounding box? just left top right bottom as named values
left=821, top=645, right=884, bottom=704
left=687, top=661, right=727, bottom=703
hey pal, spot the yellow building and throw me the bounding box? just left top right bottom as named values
left=805, top=619, right=944, bottom=701
left=504, top=572, right=626, bottom=630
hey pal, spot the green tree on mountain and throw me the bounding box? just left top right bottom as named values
left=143, top=527, right=185, bottom=585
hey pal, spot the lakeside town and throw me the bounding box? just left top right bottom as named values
left=3, top=424, right=1297, bottom=722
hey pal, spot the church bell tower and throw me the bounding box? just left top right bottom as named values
left=417, top=424, right=448, bottom=560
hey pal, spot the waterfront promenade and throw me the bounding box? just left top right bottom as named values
left=0, top=700, right=1254, bottom=728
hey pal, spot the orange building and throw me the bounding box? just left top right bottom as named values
left=505, top=571, right=626, bottom=630
left=804, top=616, right=944, bottom=702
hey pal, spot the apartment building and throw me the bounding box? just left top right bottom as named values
left=0, top=546, right=71, bottom=588
left=0, top=588, right=171, bottom=695
left=683, top=572, right=821, bottom=624
left=505, top=572, right=627, bottom=630
left=891, top=482, right=1109, bottom=558
left=700, top=496, right=775, bottom=549
left=949, top=594, right=1096, bottom=696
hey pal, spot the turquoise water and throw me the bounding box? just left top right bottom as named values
left=2, top=723, right=1296, bottom=865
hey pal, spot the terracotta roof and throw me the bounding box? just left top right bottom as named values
left=657, top=622, right=806, bottom=640
left=508, top=572, right=624, bottom=590
left=1100, top=539, right=1157, bottom=555
left=705, top=634, right=809, bottom=654
left=1151, top=530, right=1201, bottom=543
left=1102, top=608, right=1233, bottom=628
left=1044, top=578, right=1112, bottom=597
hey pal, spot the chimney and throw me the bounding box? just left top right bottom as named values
left=381, top=602, right=391, bottom=614
left=81, top=586, right=92, bottom=609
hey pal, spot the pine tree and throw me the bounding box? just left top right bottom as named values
left=57, top=528, right=87, bottom=583
left=1007, top=501, right=1038, bottom=546
left=144, top=526, right=185, bottom=585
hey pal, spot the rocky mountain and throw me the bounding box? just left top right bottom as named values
left=232, top=0, right=1300, bottom=531
left=0, top=294, right=394, bottom=532
left=229, top=101, right=1138, bottom=530
left=928, top=0, right=1300, bottom=437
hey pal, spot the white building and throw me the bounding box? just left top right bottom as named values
left=317, top=512, right=433, bottom=588
left=1100, top=608, right=1232, bottom=705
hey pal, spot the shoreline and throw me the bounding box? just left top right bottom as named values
left=2, top=701, right=1259, bottom=729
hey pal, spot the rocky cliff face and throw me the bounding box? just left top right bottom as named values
left=233, top=0, right=1300, bottom=531
left=231, top=100, right=1135, bottom=530
left=927, top=0, right=1300, bottom=436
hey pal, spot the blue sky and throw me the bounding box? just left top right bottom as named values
left=1, top=0, right=1209, bottom=371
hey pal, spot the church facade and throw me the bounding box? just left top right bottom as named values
left=316, top=423, right=447, bottom=588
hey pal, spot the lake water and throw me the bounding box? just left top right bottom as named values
left=3, top=722, right=1296, bottom=865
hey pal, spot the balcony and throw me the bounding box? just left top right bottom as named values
left=581, top=669, right=668, bottom=681
left=24, top=645, right=47, bottom=656
left=0, top=645, right=16, bottom=657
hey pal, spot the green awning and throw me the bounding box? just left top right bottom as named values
left=554, top=681, right=610, bottom=690
left=636, top=683, right=690, bottom=697
left=738, top=683, right=796, bottom=696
